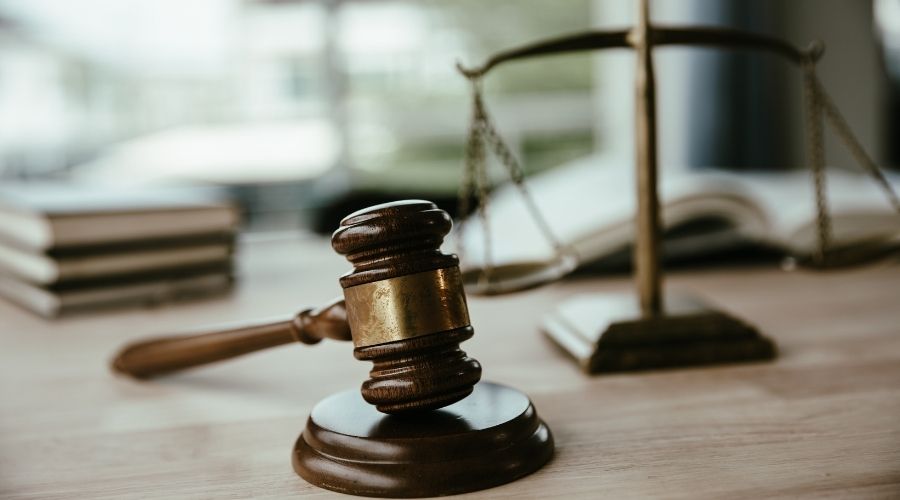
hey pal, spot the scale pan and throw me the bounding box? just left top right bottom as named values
left=461, top=252, right=578, bottom=296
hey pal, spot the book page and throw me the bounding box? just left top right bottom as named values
left=735, top=170, right=900, bottom=254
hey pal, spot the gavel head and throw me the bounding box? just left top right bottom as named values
left=331, top=200, right=482, bottom=414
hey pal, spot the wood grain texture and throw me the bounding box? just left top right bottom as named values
left=1, top=234, right=899, bottom=499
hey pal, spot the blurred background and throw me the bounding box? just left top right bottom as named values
left=0, top=0, right=897, bottom=233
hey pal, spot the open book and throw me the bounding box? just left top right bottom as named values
left=457, top=156, right=900, bottom=279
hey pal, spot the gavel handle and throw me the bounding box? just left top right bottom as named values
left=111, top=298, right=349, bottom=379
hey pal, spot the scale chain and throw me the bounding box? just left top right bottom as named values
left=803, top=60, right=900, bottom=267
left=456, top=79, right=484, bottom=267
left=457, top=79, right=574, bottom=283
left=802, top=62, right=830, bottom=266
left=812, top=75, right=900, bottom=213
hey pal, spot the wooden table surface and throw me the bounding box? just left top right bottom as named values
left=2, top=235, right=899, bottom=499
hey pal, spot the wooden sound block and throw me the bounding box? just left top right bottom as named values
left=293, top=382, right=554, bottom=498
left=542, top=292, right=776, bottom=373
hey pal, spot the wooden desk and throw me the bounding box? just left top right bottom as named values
left=2, top=236, right=899, bottom=498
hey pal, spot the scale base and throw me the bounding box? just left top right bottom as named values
left=293, top=381, right=553, bottom=498
left=542, top=292, right=775, bottom=373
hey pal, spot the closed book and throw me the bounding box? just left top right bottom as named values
left=0, top=266, right=234, bottom=318
left=0, top=182, right=239, bottom=252
left=0, top=235, right=235, bottom=285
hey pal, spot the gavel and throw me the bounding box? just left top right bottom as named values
left=112, top=200, right=482, bottom=414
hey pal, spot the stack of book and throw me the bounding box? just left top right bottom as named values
left=0, top=183, right=239, bottom=317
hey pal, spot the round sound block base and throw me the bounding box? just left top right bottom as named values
left=293, top=382, right=554, bottom=498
